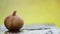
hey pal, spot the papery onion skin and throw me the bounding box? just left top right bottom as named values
left=4, top=11, right=24, bottom=31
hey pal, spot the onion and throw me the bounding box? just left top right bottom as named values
left=4, top=11, right=24, bottom=31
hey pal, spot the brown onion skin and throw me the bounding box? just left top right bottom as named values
left=4, top=11, right=24, bottom=31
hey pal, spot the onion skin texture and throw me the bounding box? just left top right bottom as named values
left=4, top=11, right=24, bottom=31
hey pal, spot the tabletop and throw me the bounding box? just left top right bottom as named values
left=0, top=25, right=60, bottom=34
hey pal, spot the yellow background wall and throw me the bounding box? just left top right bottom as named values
left=0, top=0, right=60, bottom=27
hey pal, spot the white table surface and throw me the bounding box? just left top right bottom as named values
left=0, top=25, right=60, bottom=34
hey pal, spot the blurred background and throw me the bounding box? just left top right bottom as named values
left=0, top=0, right=60, bottom=27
